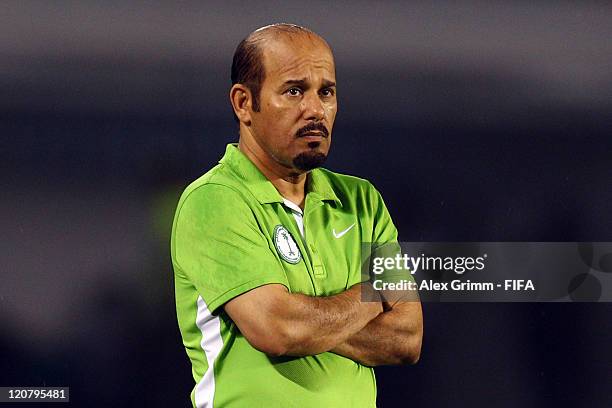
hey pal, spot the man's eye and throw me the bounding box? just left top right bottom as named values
left=320, top=88, right=335, bottom=97
left=287, top=88, right=302, bottom=96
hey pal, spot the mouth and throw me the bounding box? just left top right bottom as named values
left=301, top=132, right=326, bottom=139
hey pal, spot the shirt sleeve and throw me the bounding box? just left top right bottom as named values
left=368, top=185, right=416, bottom=290
left=172, top=183, right=289, bottom=314
left=370, top=185, right=399, bottom=244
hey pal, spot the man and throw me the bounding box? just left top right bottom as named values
left=171, top=23, right=423, bottom=407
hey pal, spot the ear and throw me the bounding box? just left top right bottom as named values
left=230, top=84, right=253, bottom=126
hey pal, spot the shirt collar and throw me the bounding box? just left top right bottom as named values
left=307, top=164, right=342, bottom=207
left=219, top=143, right=342, bottom=207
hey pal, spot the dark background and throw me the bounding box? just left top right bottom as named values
left=2, top=1, right=611, bottom=407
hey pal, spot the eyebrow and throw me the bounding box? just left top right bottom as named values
left=281, top=78, right=336, bottom=89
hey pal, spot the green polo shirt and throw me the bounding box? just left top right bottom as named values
left=171, top=144, right=400, bottom=408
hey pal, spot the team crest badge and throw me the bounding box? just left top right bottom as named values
left=273, top=225, right=301, bottom=264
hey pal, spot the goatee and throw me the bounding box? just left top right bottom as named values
left=293, top=151, right=327, bottom=171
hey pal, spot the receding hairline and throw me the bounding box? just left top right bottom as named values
left=245, top=23, right=332, bottom=53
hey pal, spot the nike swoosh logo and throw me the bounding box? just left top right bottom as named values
left=333, top=223, right=355, bottom=239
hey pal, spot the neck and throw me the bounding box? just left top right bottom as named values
left=238, top=136, right=308, bottom=209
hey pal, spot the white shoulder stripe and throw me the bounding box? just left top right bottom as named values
left=194, top=296, right=224, bottom=408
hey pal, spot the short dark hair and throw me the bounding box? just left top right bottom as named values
left=230, top=23, right=315, bottom=122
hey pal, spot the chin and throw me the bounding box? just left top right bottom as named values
left=292, top=150, right=328, bottom=171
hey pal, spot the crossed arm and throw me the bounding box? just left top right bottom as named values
left=224, top=283, right=422, bottom=366
left=331, top=298, right=422, bottom=366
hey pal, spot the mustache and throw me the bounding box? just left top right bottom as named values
left=296, top=122, right=329, bottom=138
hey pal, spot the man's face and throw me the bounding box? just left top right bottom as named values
left=249, top=34, right=337, bottom=173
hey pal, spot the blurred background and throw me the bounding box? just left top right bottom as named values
left=1, top=1, right=611, bottom=406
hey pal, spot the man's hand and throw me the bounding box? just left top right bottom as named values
left=331, top=296, right=423, bottom=366
left=224, top=283, right=383, bottom=357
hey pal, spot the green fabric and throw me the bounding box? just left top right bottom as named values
left=171, top=144, right=400, bottom=407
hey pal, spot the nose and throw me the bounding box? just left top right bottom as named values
left=301, top=91, right=325, bottom=122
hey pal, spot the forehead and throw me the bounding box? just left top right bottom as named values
left=260, top=34, right=335, bottom=83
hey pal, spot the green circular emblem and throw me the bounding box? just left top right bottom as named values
left=273, top=225, right=301, bottom=264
